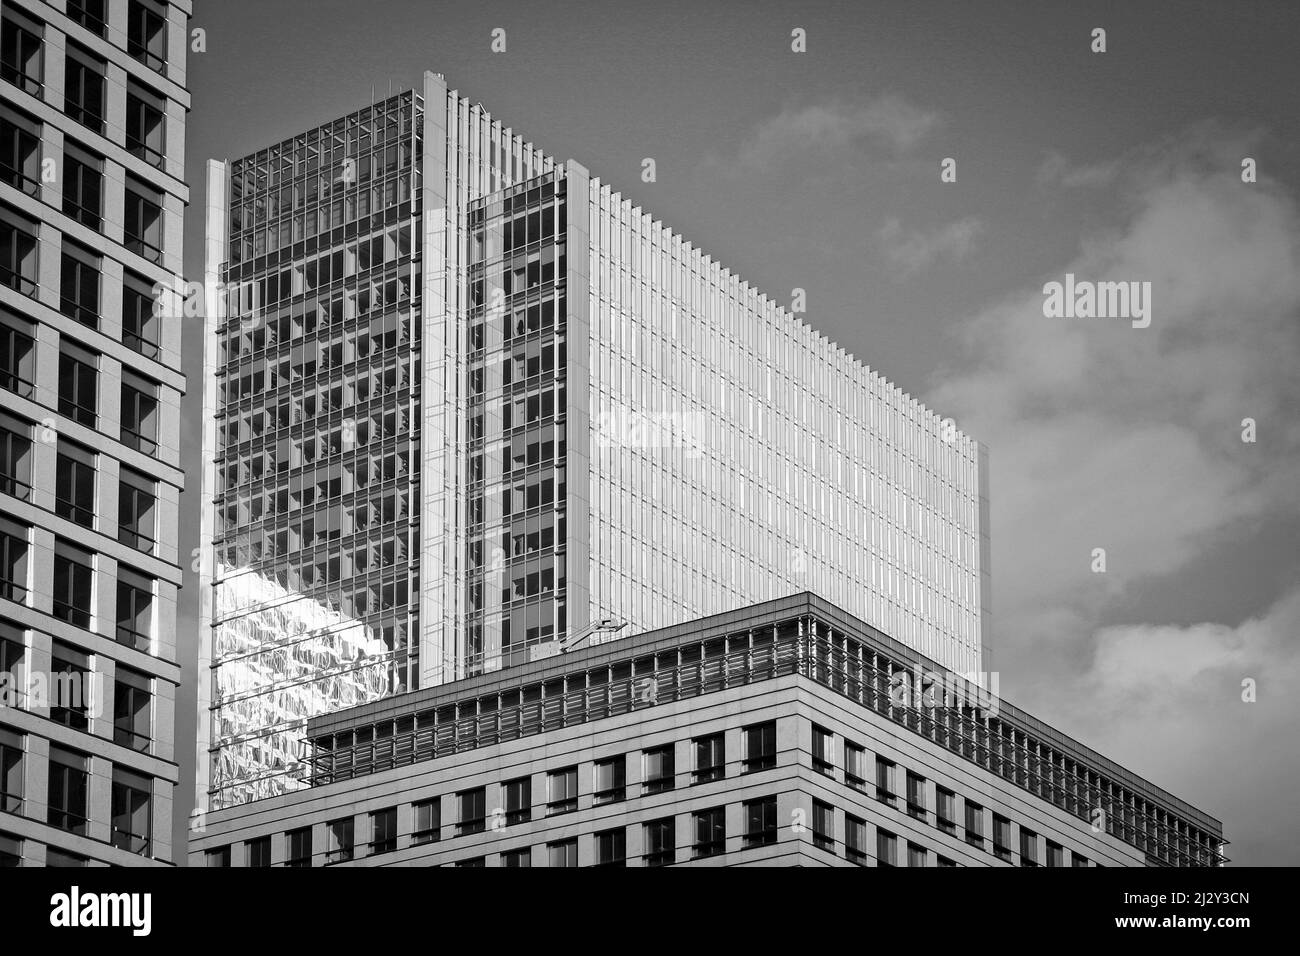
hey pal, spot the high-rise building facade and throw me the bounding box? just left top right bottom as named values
left=187, top=594, right=1225, bottom=868
left=1, top=0, right=190, bottom=866
left=198, top=72, right=990, bottom=812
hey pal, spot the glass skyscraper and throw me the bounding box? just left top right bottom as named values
left=198, top=72, right=989, bottom=811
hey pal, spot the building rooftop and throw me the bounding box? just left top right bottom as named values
left=300, top=591, right=1223, bottom=863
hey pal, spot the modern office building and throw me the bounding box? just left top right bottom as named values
left=198, top=72, right=991, bottom=812
left=0, top=0, right=191, bottom=866
left=187, top=593, right=1225, bottom=868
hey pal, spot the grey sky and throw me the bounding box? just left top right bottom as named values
left=179, top=0, right=1300, bottom=863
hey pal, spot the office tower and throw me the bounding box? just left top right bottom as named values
left=1, top=0, right=190, bottom=866
left=188, top=593, right=1225, bottom=868
left=198, top=72, right=990, bottom=812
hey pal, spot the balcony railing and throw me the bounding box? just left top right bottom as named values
left=118, top=524, right=157, bottom=554
left=0, top=263, right=38, bottom=298
left=110, top=828, right=150, bottom=856
left=0, top=472, right=32, bottom=502
left=0, top=161, right=41, bottom=197
left=0, top=60, right=42, bottom=97
left=49, top=807, right=88, bottom=836
left=0, top=368, right=35, bottom=400
left=116, top=623, right=152, bottom=653
left=52, top=598, right=91, bottom=629
left=126, top=135, right=164, bottom=170
left=122, top=328, right=161, bottom=361
left=113, top=724, right=152, bottom=753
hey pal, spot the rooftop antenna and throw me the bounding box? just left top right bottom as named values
left=561, top=618, right=628, bottom=653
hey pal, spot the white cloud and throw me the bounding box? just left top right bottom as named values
left=926, top=126, right=1300, bottom=862
left=1061, top=586, right=1300, bottom=865
left=877, top=216, right=983, bottom=275
left=1036, top=149, right=1120, bottom=188
left=720, top=96, right=938, bottom=172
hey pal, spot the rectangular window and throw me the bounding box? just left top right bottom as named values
left=875, top=755, right=898, bottom=806
left=0, top=104, right=41, bottom=196
left=500, top=847, right=531, bottom=867
left=53, top=539, right=93, bottom=629
left=120, top=377, right=159, bottom=455
left=369, top=807, right=397, bottom=855
left=454, top=856, right=485, bottom=868
left=50, top=640, right=90, bottom=730
left=122, top=270, right=160, bottom=359
left=47, top=746, right=89, bottom=835
left=0, top=520, right=28, bottom=603
left=642, top=744, right=674, bottom=794
left=906, top=770, right=927, bottom=819
left=742, top=720, right=776, bottom=772
left=457, top=786, right=486, bottom=834
left=908, top=842, right=927, bottom=868
left=743, top=795, right=777, bottom=849
left=0, top=311, right=36, bottom=398
left=811, top=724, right=834, bottom=775
left=205, top=846, right=231, bottom=867
left=55, top=438, right=95, bottom=528
left=1071, top=852, right=1089, bottom=868
left=412, top=798, right=439, bottom=844
left=118, top=467, right=157, bottom=552
left=1046, top=840, right=1065, bottom=868
left=812, top=799, right=835, bottom=852
left=59, top=240, right=100, bottom=327
left=113, top=664, right=151, bottom=751
left=965, top=801, right=985, bottom=847
left=1, top=206, right=38, bottom=296
left=67, top=1, right=107, bottom=38
left=108, top=770, right=150, bottom=858
left=0, top=420, right=32, bottom=502
left=546, top=766, right=577, bottom=815
left=124, top=176, right=163, bottom=263
left=845, top=814, right=868, bottom=866
left=0, top=728, right=22, bottom=813
left=127, top=0, right=167, bottom=71
left=643, top=817, right=674, bottom=867
left=693, top=806, right=725, bottom=858
left=64, top=43, right=105, bottom=133
left=125, top=82, right=165, bottom=168
left=692, top=732, right=724, bottom=784
left=503, top=776, right=531, bottom=824
left=325, top=817, right=354, bottom=864
left=993, top=813, right=1013, bottom=861
left=936, top=786, right=957, bottom=834
left=58, top=347, right=97, bottom=427
left=594, top=827, right=626, bottom=867
left=0, top=831, right=19, bottom=867
left=286, top=827, right=312, bottom=867
left=844, top=741, right=867, bottom=790
left=1020, top=828, right=1039, bottom=866
left=115, top=568, right=153, bottom=651
left=876, top=828, right=898, bottom=867
left=244, top=835, right=271, bottom=867
left=62, top=143, right=102, bottom=230
left=1, top=11, right=44, bottom=96
left=937, top=855, right=958, bottom=867
left=593, top=756, right=625, bottom=805
left=547, top=838, right=577, bottom=868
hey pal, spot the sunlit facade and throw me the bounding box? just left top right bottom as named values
left=1, top=0, right=190, bottom=866
left=198, top=72, right=989, bottom=812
